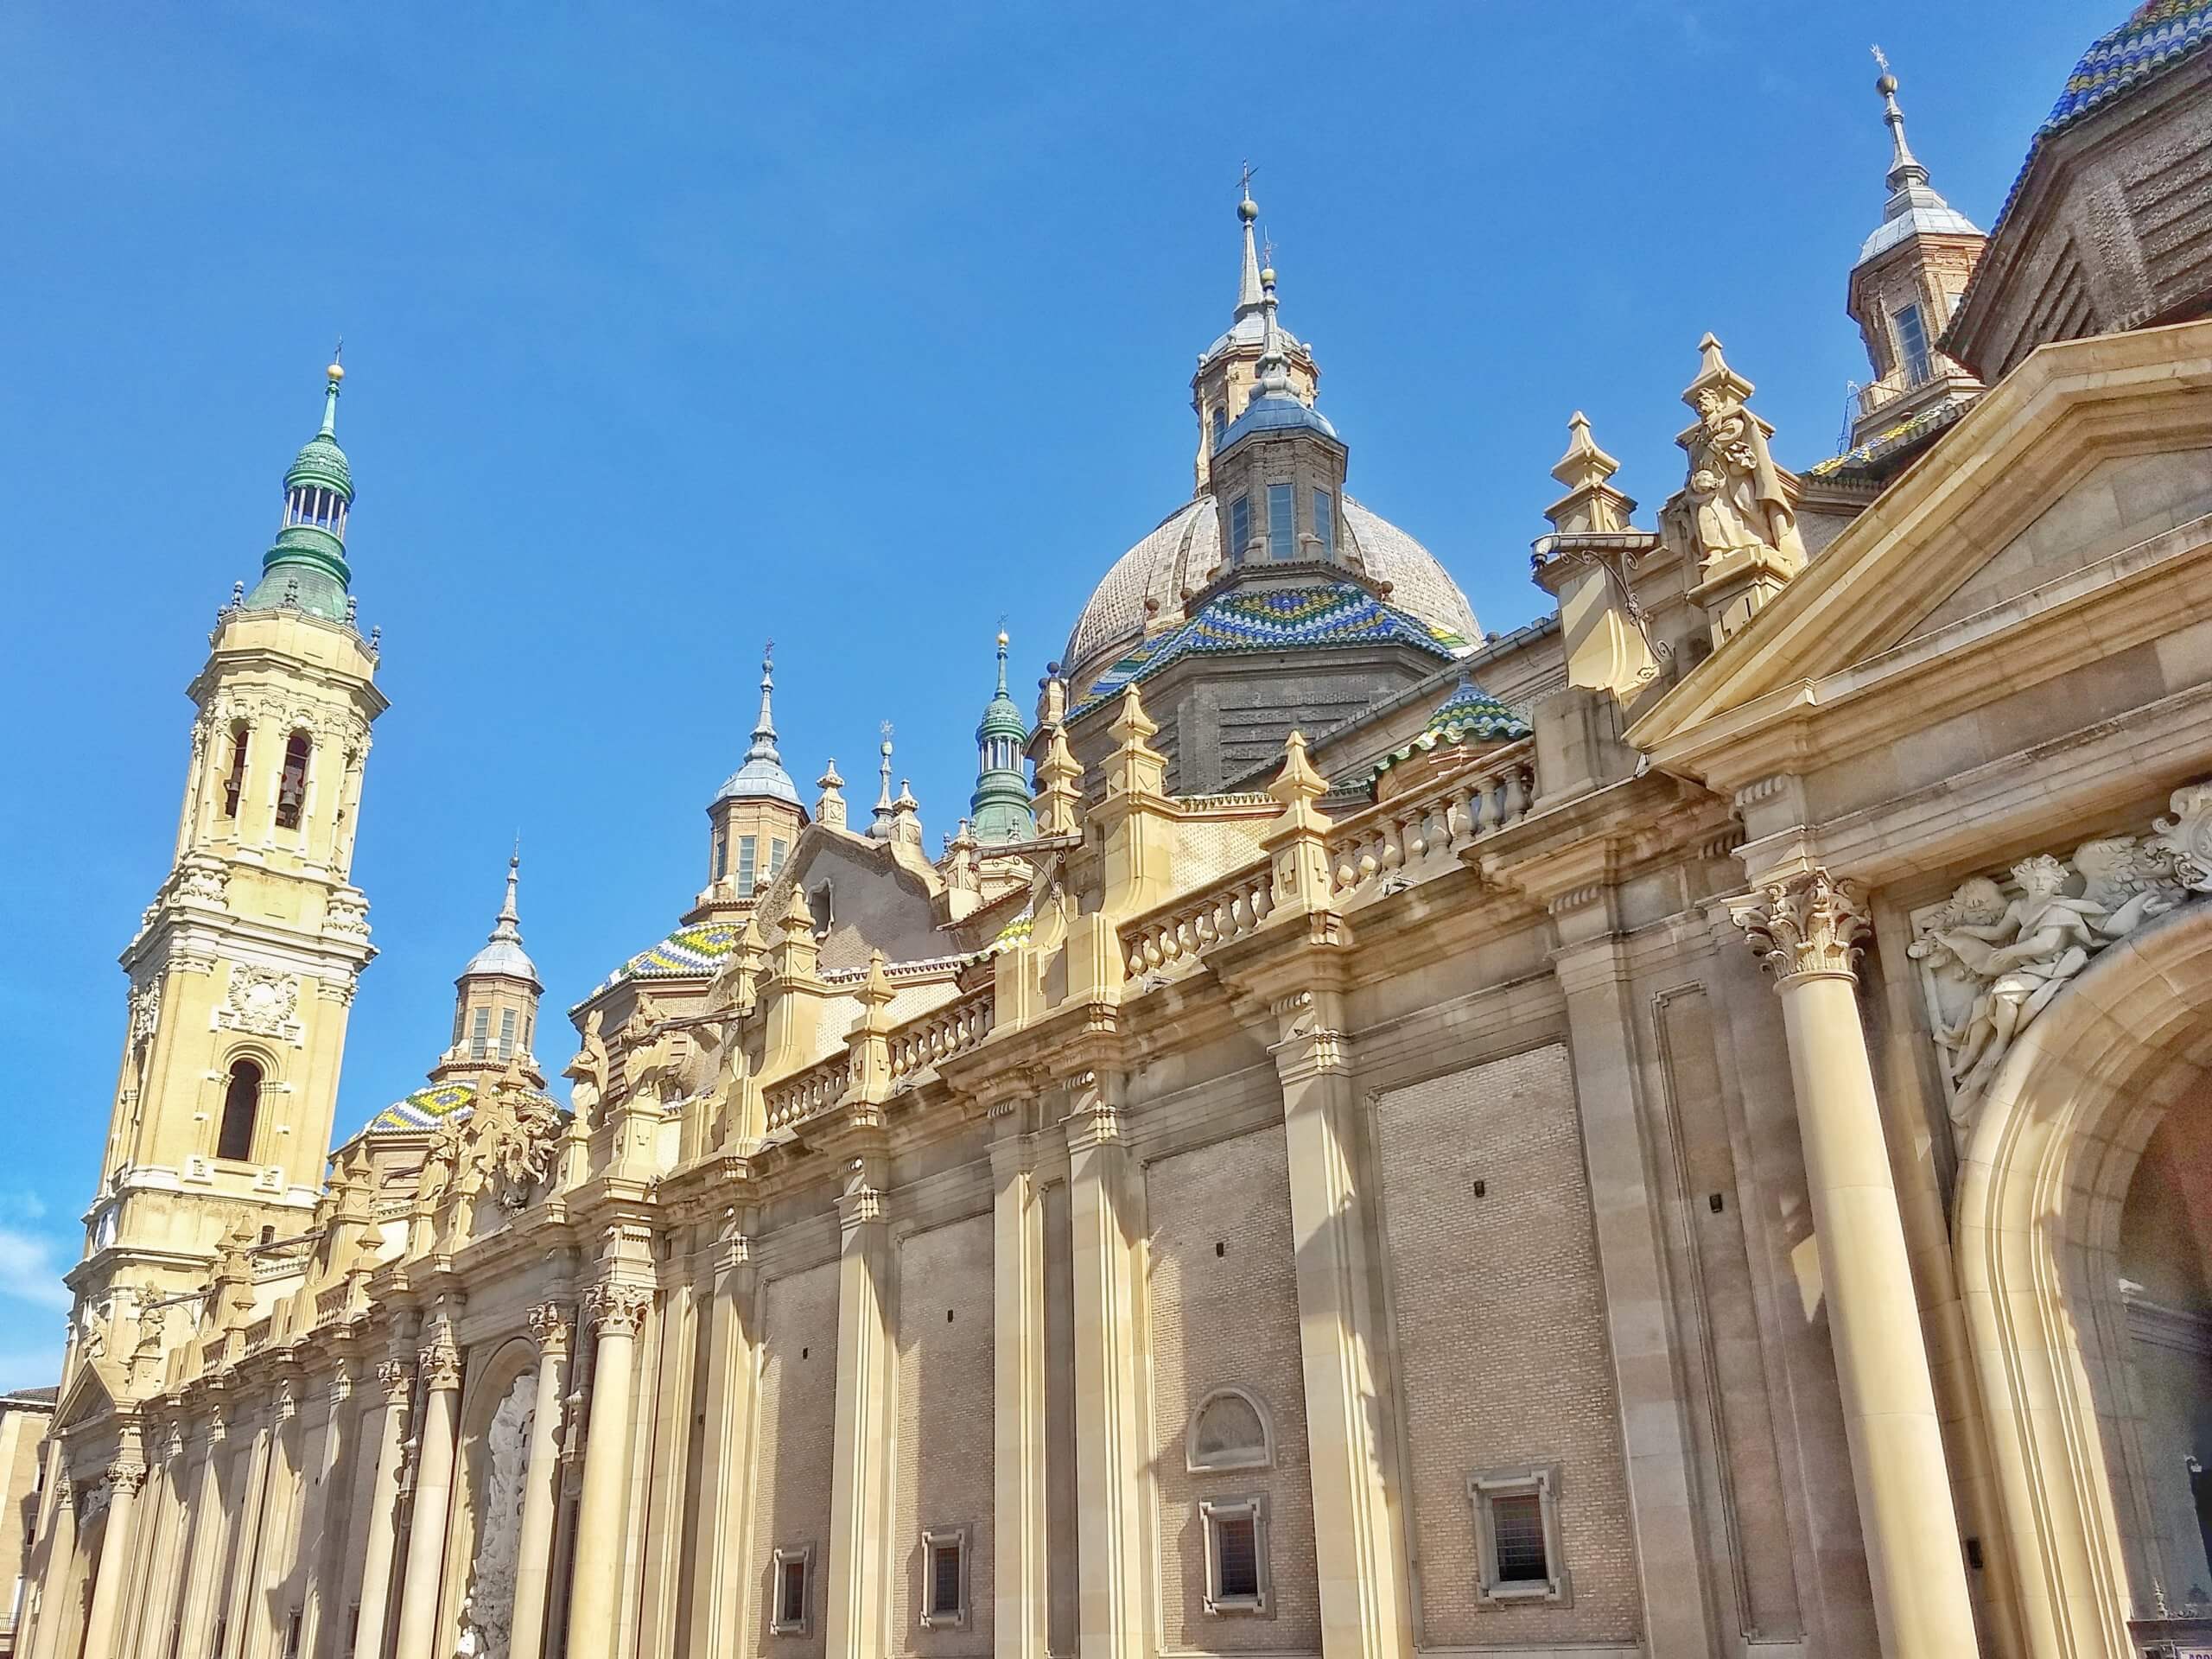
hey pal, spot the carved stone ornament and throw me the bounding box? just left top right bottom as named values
left=419, top=1339, right=464, bottom=1391
left=376, top=1357, right=413, bottom=1402
left=322, top=888, right=372, bottom=940
left=127, top=981, right=162, bottom=1045
left=527, top=1302, right=574, bottom=1358
left=585, top=1281, right=652, bottom=1338
left=170, top=856, right=230, bottom=910
left=1909, top=780, right=2212, bottom=1131
left=215, top=963, right=303, bottom=1045
left=110, top=1459, right=149, bottom=1498
left=1734, top=870, right=1870, bottom=981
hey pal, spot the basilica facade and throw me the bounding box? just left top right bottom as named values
left=17, top=8, right=2212, bottom=1659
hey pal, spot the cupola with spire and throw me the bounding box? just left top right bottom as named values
left=1206, top=222, right=1351, bottom=582
left=432, top=850, right=544, bottom=1087
left=969, top=631, right=1038, bottom=844
left=694, top=646, right=807, bottom=919
left=1845, top=48, right=1986, bottom=449
left=245, top=351, right=359, bottom=623
left=1190, top=171, right=1319, bottom=491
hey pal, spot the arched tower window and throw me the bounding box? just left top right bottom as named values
left=275, top=731, right=311, bottom=830
left=217, top=1059, right=263, bottom=1162
left=221, top=722, right=250, bottom=818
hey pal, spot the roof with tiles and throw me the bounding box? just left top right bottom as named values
left=1072, top=580, right=1469, bottom=720
left=2044, top=0, right=2212, bottom=132
left=362, top=1078, right=565, bottom=1137
left=1373, top=675, right=1531, bottom=780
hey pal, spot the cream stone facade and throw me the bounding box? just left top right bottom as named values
left=21, top=11, right=2212, bottom=1659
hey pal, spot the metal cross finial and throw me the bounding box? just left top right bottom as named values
left=1262, top=232, right=1276, bottom=270
left=880, top=720, right=894, bottom=744
left=1871, top=43, right=1891, bottom=75
left=1239, top=160, right=1257, bottom=202
left=332, top=335, right=344, bottom=365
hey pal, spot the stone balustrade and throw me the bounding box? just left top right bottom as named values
left=764, top=1054, right=852, bottom=1132
left=1326, top=741, right=1535, bottom=903
left=1121, top=860, right=1277, bottom=978
left=887, top=987, right=995, bottom=1081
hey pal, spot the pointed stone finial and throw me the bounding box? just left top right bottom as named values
left=870, top=722, right=897, bottom=838
left=1110, top=683, right=1158, bottom=747
left=1263, top=729, right=1335, bottom=907
left=1551, top=412, right=1619, bottom=493
left=1545, top=410, right=1636, bottom=535
left=861, top=949, right=893, bottom=1010
left=1236, top=163, right=1263, bottom=315
left=1033, top=726, right=1084, bottom=836
left=782, top=880, right=816, bottom=938
left=816, top=759, right=848, bottom=830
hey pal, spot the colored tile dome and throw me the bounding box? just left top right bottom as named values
left=1373, top=672, right=1532, bottom=781
left=284, top=429, right=353, bottom=502
left=2044, top=0, right=2212, bottom=134
left=1062, top=495, right=1479, bottom=691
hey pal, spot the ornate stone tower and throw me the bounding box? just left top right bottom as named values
left=1844, top=49, right=1986, bottom=449
left=79, top=356, right=386, bottom=1330
left=1190, top=175, right=1318, bottom=493
left=429, top=852, right=544, bottom=1089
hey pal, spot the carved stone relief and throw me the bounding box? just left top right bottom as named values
left=214, top=963, right=303, bottom=1045
left=1910, top=779, right=2212, bottom=1130
left=456, top=1368, right=536, bottom=1659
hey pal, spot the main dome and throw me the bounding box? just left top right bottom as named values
left=1062, top=493, right=1480, bottom=688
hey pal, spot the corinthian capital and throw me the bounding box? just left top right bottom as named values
left=417, top=1338, right=463, bottom=1392
left=1734, top=870, right=1870, bottom=982
left=373, top=1357, right=412, bottom=1403
left=585, top=1281, right=652, bottom=1338
left=527, top=1301, right=575, bottom=1358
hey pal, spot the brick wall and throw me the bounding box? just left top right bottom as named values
left=749, top=1261, right=841, bottom=1658
left=1146, top=1125, right=1321, bottom=1651
left=1375, top=1044, right=1640, bottom=1647
left=893, top=1213, right=995, bottom=1656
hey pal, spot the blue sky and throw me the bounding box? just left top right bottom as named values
left=0, top=1, right=2106, bottom=1387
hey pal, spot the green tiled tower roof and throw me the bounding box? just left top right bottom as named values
left=244, top=355, right=356, bottom=623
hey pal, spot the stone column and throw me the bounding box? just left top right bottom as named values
left=1736, top=871, right=1978, bottom=1659
left=1065, top=1070, right=1147, bottom=1659
left=566, top=1281, right=652, bottom=1653
left=292, top=1362, right=357, bottom=1659
left=78, top=1447, right=146, bottom=1659
left=1264, top=988, right=1414, bottom=1659
left=243, top=1376, right=306, bottom=1659
left=218, top=1404, right=277, bottom=1658
left=824, top=1155, right=894, bottom=1659
left=130, top=1427, right=193, bottom=1658
left=989, top=1108, right=1049, bottom=1659
left=348, top=1359, right=413, bottom=1659
left=391, top=1336, right=464, bottom=1659
left=686, top=1224, right=760, bottom=1659
left=510, top=1303, right=574, bottom=1659
left=1550, top=931, right=1722, bottom=1656
left=25, top=1478, right=76, bottom=1659
left=170, top=1415, right=231, bottom=1659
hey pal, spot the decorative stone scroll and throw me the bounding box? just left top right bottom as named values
left=1910, top=780, right=2212, bottom=1128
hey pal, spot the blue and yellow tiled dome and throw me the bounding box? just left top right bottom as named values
left=1373, top=672, right=1531, bottom=783
left=2044, top=0, right=2212, bottom=133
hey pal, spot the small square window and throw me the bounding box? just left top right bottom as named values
left=1199, top=1497, right=1269, bottom=1616
left=918, top=1525, right=969, bottom=1629
left=1468, top=1465, right=1570, bottom=1605
left=770, top=1543, right=814, bottom=1636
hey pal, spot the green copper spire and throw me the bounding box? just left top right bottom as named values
left=969, top=631, right=1037, bottom=844
left=244, top=350, right=356, bottom=623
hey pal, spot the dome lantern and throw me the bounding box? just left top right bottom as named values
left=970, top=631, right=1038, bottom=844
left=244, top=350, right=359, bottom=623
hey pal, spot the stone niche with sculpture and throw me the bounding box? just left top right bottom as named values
left=1909, top=779, right=2212, bottom=1135
left=452, top=1369, right=537, bottom=1659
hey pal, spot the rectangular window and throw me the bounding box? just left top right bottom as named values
left=1229, top=494, right=1250, bottom=562
left=1199, top=1497, right=1268, bottom=1614
left=769, top=838, right=788, bottom=880
left=770, top=1544, right=813, bottom=1636
left=1894, top=302, right=1931, bottom=383
left=1469, top=1465, right=1569, bottom=1605
left=1313, top=488, right=1334, bottom=558
left=1267, top=481, right=1294, bottom=561
left=470, top=1007, right=490, bottom=1061
left=919, top=1527, right=969, bottom=1628
left=283, top=1610, right=303, bottom=1659
left=737, top=836, right=758, bottom=897
left=714, top=835, right=728, bottom=881
left=1211, top=404, right=1228, bottom=446
left=498, top=1008, right=517, bottom=1061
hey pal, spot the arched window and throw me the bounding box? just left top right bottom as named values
left=217, top=1059, right=263, bottom=1162
left=1187, top=1388, right=1273, bottom=1472
left=221, top=722, right=250, bottom=818
left=275, top=732, right=311, bottom=830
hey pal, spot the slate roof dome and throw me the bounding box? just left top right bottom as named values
left=1062, top=494, right=1479, bottom=690
left=715, top=650, right=803, bottom=807
left=461, top=855, right=541, bottom=987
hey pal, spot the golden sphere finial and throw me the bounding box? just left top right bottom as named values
left=326, top=361, right=346, bottom=383
left=996, top=628, right=1009, bottom=647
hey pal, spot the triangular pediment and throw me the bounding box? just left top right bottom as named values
left=753, top=823, right=952, bottom=975
left=54, top=1361, right=118, bottom=1433
left=1630, top=320, right=2212, bottom=773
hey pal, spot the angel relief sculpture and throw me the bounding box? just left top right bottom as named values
left=1912, top=842, right=2182, bottom=1121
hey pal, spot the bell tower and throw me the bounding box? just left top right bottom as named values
left=76, top=355, right=387, bottom=1332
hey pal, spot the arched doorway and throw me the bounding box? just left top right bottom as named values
left=1956, top=904, right=2212, bottom=1659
